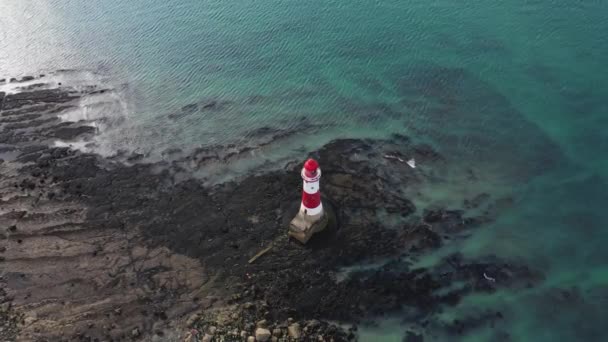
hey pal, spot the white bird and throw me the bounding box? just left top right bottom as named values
left=406, top=158, right=416, bottom=169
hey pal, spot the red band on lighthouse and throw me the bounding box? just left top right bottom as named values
left=300, top=158, right=323, bottom=216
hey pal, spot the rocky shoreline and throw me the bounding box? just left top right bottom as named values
left=0, top=75, right=542, bottom=341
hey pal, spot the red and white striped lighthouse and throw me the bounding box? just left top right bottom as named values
left=300, top=158, right=323, bottom=217
left=289, top=158, right=329, bottom=243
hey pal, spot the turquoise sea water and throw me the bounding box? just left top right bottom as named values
left=1, top=0, right=607, bottom=340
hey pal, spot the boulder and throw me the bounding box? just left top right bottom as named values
left=256, top=328, right=271, bottom=341
left=288, top=323, right=301, bottom=339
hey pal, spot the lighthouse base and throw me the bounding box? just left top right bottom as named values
left=289, top=210, right=329, bottom=244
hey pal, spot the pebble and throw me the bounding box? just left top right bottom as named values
left=307, top=319, right=320, bottom=328
left=247, top=336, right=255, bottom=342
left=183, top=332, right=195, bottom=342
left=23, top=315, right=37, bottom=325
left=186, top=313, right=199, bottom=327
left=256, top=319, right=267, bottom=328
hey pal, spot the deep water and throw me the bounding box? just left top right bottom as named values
left=1, top=0, right=607, bottom=340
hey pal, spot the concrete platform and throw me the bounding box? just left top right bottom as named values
left=289, top=210, right=329, bottom=244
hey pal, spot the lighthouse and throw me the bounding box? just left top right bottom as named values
left=289, top=158, right=329, bottom=243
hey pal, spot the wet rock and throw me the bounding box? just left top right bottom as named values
left=3, top=89, right=78, bottom=110
left=401, top=224, right=442, bottom=251
left=423, top=209, right=444, bottom=223
left=89, top=89, right=108, bottom=95
left=404, top=330, right=423, bottom=342
left=52, top=125, right=96, bottom=140
left=127, top=153, right=144, bottom=162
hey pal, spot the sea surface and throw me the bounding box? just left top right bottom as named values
left=1, top=0, right=607, bottom=341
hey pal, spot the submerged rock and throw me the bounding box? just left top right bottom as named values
left=404, top=331, right=423, bottom=342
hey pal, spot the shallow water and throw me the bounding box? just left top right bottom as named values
left=1, top=0, right=607, bottom=340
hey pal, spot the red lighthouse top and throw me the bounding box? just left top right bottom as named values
left=302, top=158, right=320, bottom=180
left=304, top=158, right=319, bottom=172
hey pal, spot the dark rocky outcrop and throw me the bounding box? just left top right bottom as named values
left=0, top=80, right=542, bottom=341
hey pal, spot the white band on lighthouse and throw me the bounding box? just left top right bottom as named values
left=301, top=168, right=321, bottom=182
left=301, top=202, right=323, bottom=215
left=302, top=180, right=319, bottom=194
